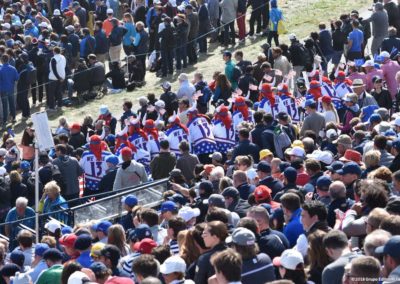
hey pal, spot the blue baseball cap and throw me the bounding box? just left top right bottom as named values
left=375, top=236, right=400, bottom=258
left=160, top=201, right=178, bottom=213
left=123, top=195, right=138, bottom=208
left=336, top=162, right=361, bottom=176
left=35, top=243, right=50, bottom=257
left=61, top=226, right=73, bottom=235
left=316, top=175, right=332, bottom=190
left=106, top=134, right=116, bottom=143
left=168, top=194, right=187, bottom=206
left=257, top=161, right=271, bottom=173
left=283, top=167, right=298, bottom=183
left=74, top=234, right=92, bottom=250
left=106, top=155, right=119, bottom=166
left=10, top=251, right=24, bottom=267
left=326, top=161, right=344, bottom=173
left=305, top=99, right=316, bottom=108
left=90, top=262, right=108, bottom=274
left=93, top=221, right=112, bottom=235
left=369, top=113, right=382, bottom=124
left=128, top=224, right=152, bottom=241
left=20, top=161, right=30, bottom=171
left=391, top=139, right=400, bottom=150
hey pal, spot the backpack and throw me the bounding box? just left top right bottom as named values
left=265, top=125, right=292, bottom=159
left=50, top=164, right=67, bottom=194
left=298, top=44, right=313, bottom=68
left=232, top=66, right=242, bottom=82
left=26, top=63, right=37, bottom=85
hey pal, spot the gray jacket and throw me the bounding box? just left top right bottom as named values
left=53, top=156, right=83, bottom=196
left=380, top=150, right=394, bottom=168
left=220, top=0, right=238, bottom=24
left=358, top=91, right=378, bottom=108
left=367, top=10, right=389, bottom=37
left=113, top=161, right=148, bottom=190
left=208, top=0, right=220, bottom=20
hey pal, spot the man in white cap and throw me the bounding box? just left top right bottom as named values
left=381, top=50, right=400, bottom=98
left=160, top=255, right=194, bottom=283
left=363, top=59, right=384, bottom=91
left=176, top=73, right=195, bottom=106
left=178, top=206, right=200, bottom=227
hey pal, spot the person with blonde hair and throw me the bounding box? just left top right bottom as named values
left=39, top=181, right=68, bottom=218
left=321, top=95, right=340, bottom=124
left=362, top=150, right=381, bottom=178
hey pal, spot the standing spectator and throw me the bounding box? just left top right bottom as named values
left=113, top=147, right=148, bottom=190
left=288, top=34, right=306, bottom=84
left=185, top=5, right=199, bottom=65
left=280, top=192, right=305, bottom=247
left=318, top=23, right=334, bottom=67
left=346, top=20, right=364, bottom=61
left=36, top=249, right=64, bottom=284
left=370, top=76, right=392, bottom=110
left=122, top=13, right=136, bottom=56
left=47, top=47, right=66, bottom=111
left=72, top=1, right=87, bottom=27
left=384, top=0, right=400, bottom=35
left=381, top=51, right=400, bottom=98
left=236, top=0, right=246, bottom=42
left=209, top=249, right=242, bottom=284
left=103, top=9, right=116, bottom=37
left=176, top=141, right=200, bottom=185
left=135, top=21, right=149, bottom=80
left=232, top=128, right=260, bottom=163
left=248, top=0, right=263, bottom=37
left=268, top=0, right=283, bottom=47
left=223, top=51, right=238, bottom=90
left=80, top=28, right=96, bottom=59
left=176, top=73, right=196, bottom=105
left=300, top=100, right=326, bottom=138
left=109, top=19, right=127, bottom=63
left=175, top=14, right=189, bottom=71
left=272, top=47, right=291, bottom=76
left=16, top=53, right=31, bottom=120
left=331, top=20, right=346, bottom=70
left=52, top=144, right=83, bottom=202
left=375, top=236, right=400, bottom=283
left=0, top=54, right=18, bottom=124
left=198, top=0, right=210, bottom=53
left=381, top=27, right=400, bottom=53
left=150, top=140, right=176, bottom=180
left=365, top=2, right=389, bottom=56
left=208, top=0, right=220, bottom=43
left=220, top=0, right=238, bottom=47
left=94, top=21, right=109, bottom=63
left=159, top=17, right=175, bottom=77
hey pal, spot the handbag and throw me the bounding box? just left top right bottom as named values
left=277, top=20, right=287, bottom=35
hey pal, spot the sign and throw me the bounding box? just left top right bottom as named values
left=31, top=112, right=55, bottom=151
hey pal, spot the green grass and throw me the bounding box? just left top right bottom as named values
left=13, top=0, right=370, bottom=137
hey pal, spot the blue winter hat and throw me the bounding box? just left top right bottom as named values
left=106, top=155, right=119, bottom=166
left=271, top=0, right=277, bottom=8
left=20, top=161, right=30, bottom=171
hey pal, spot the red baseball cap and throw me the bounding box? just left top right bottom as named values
left=254, top=185, right=272, bottom=202
left=321, top=95, right=332, bottom=104
left=70, top=123, right=81, bottom=131
left=59, top=234, right=77, bottom=248
left=121, top=147, right=133, bottom=157
left=339, top=149, right=363, bottom=165
left=133, top=238, right=157, bottom=254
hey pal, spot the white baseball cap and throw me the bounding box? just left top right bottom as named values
left=380, top=51, right=390, bottom=58
left=38, top=22, right=48, bottom=28
left=361, top=60, right=374, bottom=68
left=288, top=146, right=305, bottom=157
left=106, top=8, right=113, bottom=14
left=326, top=128, right=338, bottom=139
left=288, top=33, right=296, bottom=40
left=317, top=151, right=334, bottom=165
left=392, top=117, right=400, bottom=127
left=155, top=100, right=165, bottom=108
left=53, top=9, right=61, bottom=16
left=273, top=249, right=304, bottom=270
left=45, top=219, right=61, bottom=233
left=178, top=206, right=200, bottom=222
left=160, top=255, right=187, bottom=274
left=67, top=271, right=90, bottom=284
left=2, top=23, right=10, bottom=29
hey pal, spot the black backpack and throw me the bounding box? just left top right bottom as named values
left=298, top=44, right=313, bottom=68
left=51, top=165, right=67, bottom=194
left=232, top=66, right=243, bottom=82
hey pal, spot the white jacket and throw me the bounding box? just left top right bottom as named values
left=48, top=54, right=66, bottom=81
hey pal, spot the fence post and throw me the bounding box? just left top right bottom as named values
left=34, top=144, right=39, bottom=243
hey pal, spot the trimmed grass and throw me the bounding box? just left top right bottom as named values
left=14, top=0, right=370, bottom=137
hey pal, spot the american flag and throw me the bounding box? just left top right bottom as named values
left=295, top=96, right=305, bottom=107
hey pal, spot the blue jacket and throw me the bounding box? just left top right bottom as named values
left=80, top=35, right=96, bottom=58
left=24, top=26, right=39, bottom=38
left=68, top=33, right=81, bottom=57
left=269, top=8, right=283, bottom=32
left=283, top=208, right=305, bottom=247
left=0, top=63, right=19, bottom=92
left=237, top=183, right=255, bottom=200
left=95, top=30, right=109, bottom=54
left=76, top=251, right=94, bottom=268
left=123, top=22, right=137, bottom=46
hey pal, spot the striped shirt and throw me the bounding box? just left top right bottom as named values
left=120, top=252, right=141, bottom=278
left=169, top=239, right=179, bottom=255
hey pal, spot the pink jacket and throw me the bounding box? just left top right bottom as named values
left=348, top=72, right=367, bottom=85
left=382, top=60, right=400, bottom=98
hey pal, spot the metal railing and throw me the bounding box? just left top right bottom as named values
left=0, top=178, right=168, bottom=242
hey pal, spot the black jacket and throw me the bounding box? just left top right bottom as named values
left=250, top=124, right=267, bottom=149
left=238, top=74, right=259, bottom=102
left=194, top=243, right=227, bottom=284
left=327, top=197, right=354, bottom=228
left=160, top=24, right=176, bottom=50
left=381, top=35, right=400, bottom=54
left=69, top=132, right=86, bottom=149
left=289, top=41, right=305, bottom=66
left=175, top=21, right=189, bottom=46
left=258, top=228, right=290, bottom=259
left=232, top=140, right=260, bottom=163
left=98, top=168, right=118, bottom=194
left=390, top=154, right=400, bottom=173
left=259, top=176, right=284, bottom=198
left=227, top=198, right=251, bottom=217
left=105, top=67, right=126, bottom=89
left=51, top=16, right=64, bottom=34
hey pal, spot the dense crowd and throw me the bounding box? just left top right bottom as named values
left=1, top=0, right=400, bottom=283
